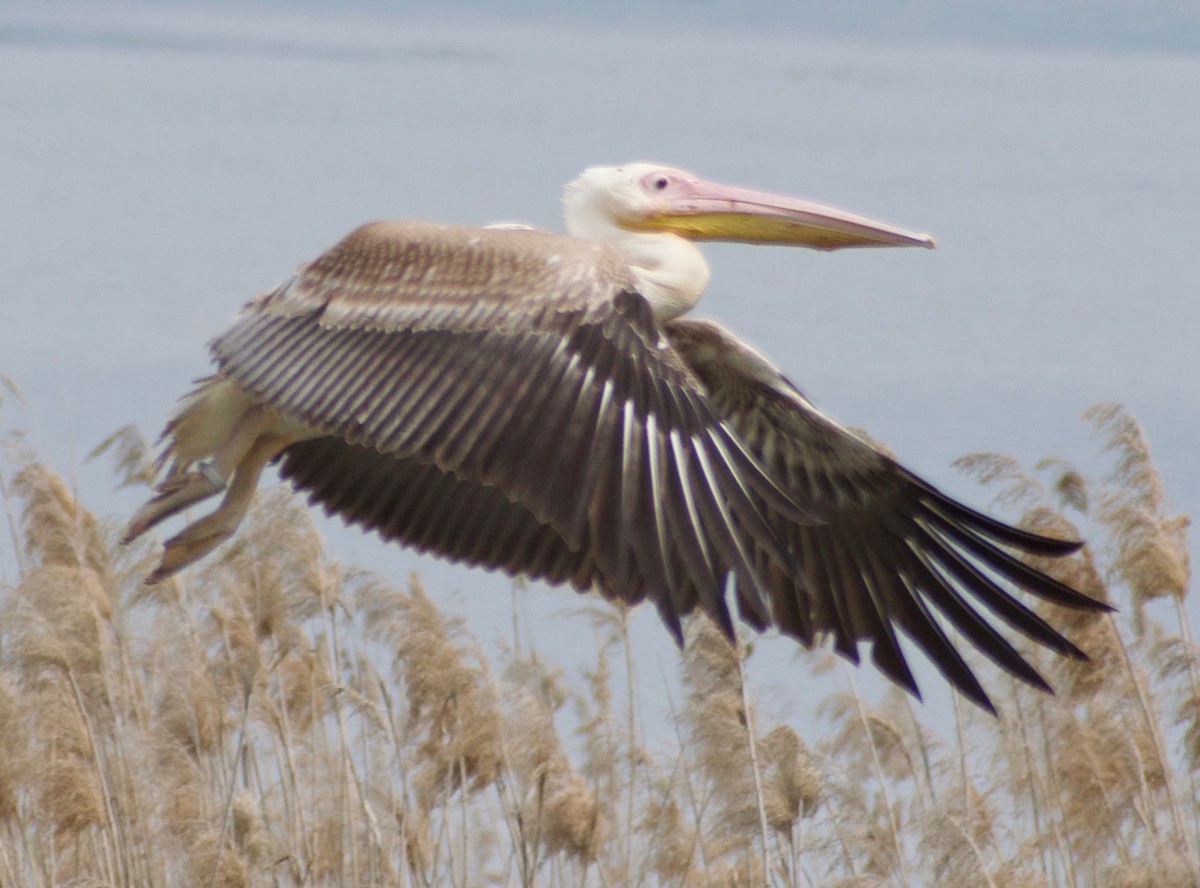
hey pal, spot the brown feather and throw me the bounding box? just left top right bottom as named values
left=665, top=317, right=1109, bottom=712
left=277, top=437, right=605, bottom=594
left=141, top=217, right=1106, bottom=714
left=213, top=222, right=807, bottom=636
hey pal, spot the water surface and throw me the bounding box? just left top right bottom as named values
left=2, top=1, right=1197, bottom=728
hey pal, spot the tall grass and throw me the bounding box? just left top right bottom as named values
left=0, top=397, right=1195, bottom=887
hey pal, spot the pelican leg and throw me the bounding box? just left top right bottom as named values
left=122, top=409, right=275, bottom=545
left=122, top=467, right=226, bottom=545
left=145, top=433, right=291, bottom=584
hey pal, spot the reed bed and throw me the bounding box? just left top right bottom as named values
left=0, top=396, right=1195, bottom=887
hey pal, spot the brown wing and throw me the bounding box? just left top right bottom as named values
left=213, top=221, right=809, bottom=639
left=278, top=435, right=604, bottom=594
left=665, top=317, right=1110, bottom=713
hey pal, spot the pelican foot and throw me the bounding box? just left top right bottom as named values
left=123, top=469, right=228, bottom=545
left=144, top=511, right=239, bottom=584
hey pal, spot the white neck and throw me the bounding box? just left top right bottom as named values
left=616, top=230, right=711, bottom=322
left=565, top=206, right=710, bottom=322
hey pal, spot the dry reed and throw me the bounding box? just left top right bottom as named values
left=0, top=401, right=1195, bottom=887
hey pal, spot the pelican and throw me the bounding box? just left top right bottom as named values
left=125, top=163, right=1107, bottom=712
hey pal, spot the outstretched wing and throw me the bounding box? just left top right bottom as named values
left=213, top=220, right=809, bottom=639
left=274, top=303, right=1107, bottom=712
left=665, top=317, right=1109, bottom=713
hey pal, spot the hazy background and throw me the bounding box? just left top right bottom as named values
left=2, top=0, right=1197, bottom=734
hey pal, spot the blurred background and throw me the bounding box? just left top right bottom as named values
left=2, top=0, right=1198, bottom=741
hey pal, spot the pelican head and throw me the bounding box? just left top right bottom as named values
left=563, top=162, right=934, bottom=320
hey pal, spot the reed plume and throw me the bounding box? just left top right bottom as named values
left=0, top=401, right=1195, bottom=886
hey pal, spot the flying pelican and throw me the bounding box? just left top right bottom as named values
left=125, top=163, right=1107, bottom=712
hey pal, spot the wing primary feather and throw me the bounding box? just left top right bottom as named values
left=635, top=363, right=726, bottom=603
left=844, top=532, right=920, bottom=696
left=919, top=503, right=1110, bottom=614
left=900, top=539, right=1052, bottom=695
left=806, top=528, right=864, bottom=657
left=654, top=591, right=686, bottom=646
left=760, top=528, right=814, bottom=644
left=599, top=308, right=686, bottom=626
left=587, top=417, right=626, bottom=598
left=893, top=559, right=999, bottom=712
left=804, top=528, right=861, bottom=661
left=641, top=374, right=727, bottom=600
left=915, top=519, right=1088, bottom=662
left=657, top=374, right=787, bottom=624
left=734, top=574, right=771, bottom=632
left=920, top=485, right=1083, bottom=556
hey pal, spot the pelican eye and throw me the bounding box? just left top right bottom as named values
left=654, top=176, right=669, bottom=190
